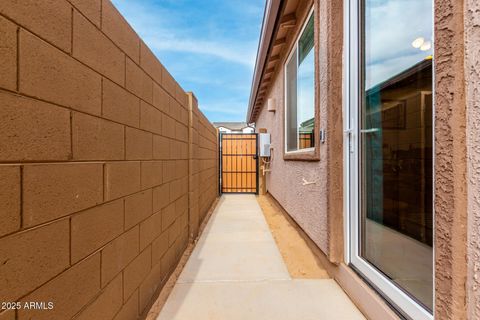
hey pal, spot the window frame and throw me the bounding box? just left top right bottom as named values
left=343, top=0, right=435, bottom=318
left=283, top=7, right=319, bottom=161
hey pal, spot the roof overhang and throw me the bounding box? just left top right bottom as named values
left=246, top=0, right=283, bottom=123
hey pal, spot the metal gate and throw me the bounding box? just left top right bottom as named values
left=219, top=133, right=258, bottom=194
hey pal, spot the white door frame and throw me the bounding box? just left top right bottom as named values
left=342, top=1, right=434, bottom=319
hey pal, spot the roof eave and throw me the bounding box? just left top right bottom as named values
left=246, top=0, right=282, bottom=123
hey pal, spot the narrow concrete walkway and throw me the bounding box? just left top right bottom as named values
left=157, top=195, right=365, bottom=320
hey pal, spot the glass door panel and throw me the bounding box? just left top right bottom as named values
left=355, top=0, right=434, bottom=315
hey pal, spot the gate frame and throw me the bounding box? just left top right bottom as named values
left=219, top=132, right=259, bottom=195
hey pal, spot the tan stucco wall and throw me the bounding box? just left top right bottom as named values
left=257, top=89, right=330, bottom=254
left=432, top=0, right=480, bottom=318
left=257, top=0, right=480, bottom=318
left=465, top=0, right=480, bottom=318
left=256, top=0, right=328, bottom=255
left=256, top=0, right=344, bottom=262
left=433, top=0, right=468, bottom=317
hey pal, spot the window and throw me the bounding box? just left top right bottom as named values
left=346, top=0, right=434, bottom=318
left=285, top=11, right=315, bottom=153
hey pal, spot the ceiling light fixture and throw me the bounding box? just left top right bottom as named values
left=412, top=37, right=425, bottom=49
left=420, top=41, right=432, bottom=51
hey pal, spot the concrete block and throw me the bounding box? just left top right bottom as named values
left=153, top=183, right=170, bottom=213
left=113, top=288, right=138, bottom=320
left=169, top=99, right=180, bottom=121
left=102, top=0, right=139, bottom=62
left=153, top=82, right=169, bottom=113
left=102, top=78, right=140, bottom=127
left=71, top=199, right=124, bottom=263
left=152, top=231, right=169, bottom=263
left=169, top=179, right=182, bottom=202
left=123, top=247, right=151, bottom=301
left=140, top=101, right=162, bottom=134
left=0, top=16, right=17, bottom=91
left=19, top=31, right=101, bottom=115
left=139, top=211, right=162, bottom=250
left=175, top=194, right=188, bottom=214
left=126, top=57, right=152, bottom=103
left=161, top=69, right=176, bottom=96
left=176, top=86, right=188, bottom=108
left=161, top=202, right=176, bottom=231
left=175, top=121, right=188, bottom=142
left=139, top=261, right=162, bottom=312
left=73, top=11, right=125, bottom=85
left=141, top=161, right=163, bottom=189
left=153, top=135, right=170, bottom=160
left=160, top=243, right=177, bottom=280
left=0, top=91, right=71, bottom=161
left=175, top=160, right=188, bottom=180
left=101, top=226, right=139, bottom=286
left=0, top=166, right=20, bottom=237
left=125, top=190, right=153, bottom=229
left=126, top=127, right=153, bottom=160
left=0, top=0, right=71, bottom=52
left=23, top=163, right=103, bottom=227
left=168, top=219, right=182, bottom=247
left=140, top=41, right=163, bottom=84
left=162, top=114, right=175, bottom=139
left=18, top=253, right=100, bottom=320
left=162, top=161, right=176, bottom=183
left=104, top=161, right=141, bottom=200
left=72, top=112, right=124, bottom=160
left=0, top=220, right=69, bottom=302
left=70, top=0, right=101, bottom=26
left=0, top=310, right=14, bottom=320
left=75, top=273, right=123, bottom=320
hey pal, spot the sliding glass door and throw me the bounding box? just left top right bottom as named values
left=346, top=0, right=433, bottom=319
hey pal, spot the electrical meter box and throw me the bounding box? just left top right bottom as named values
left=258, top=133, right=271, bottom=157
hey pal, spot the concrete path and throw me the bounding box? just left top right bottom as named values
left=157, top=195, right=365, bottom=320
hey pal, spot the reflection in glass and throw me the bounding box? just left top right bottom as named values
left=360, top=0, right=433, bottom=311
left=297, top=15, right=315, bottom=149
left=286, top=48, right=298, bottom=151
left=285, top=13, right=315, bottom=151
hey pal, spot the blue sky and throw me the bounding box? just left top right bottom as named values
left=365, top=0, right=432, bottom=88
left=112, top=0, right=265, bottom=122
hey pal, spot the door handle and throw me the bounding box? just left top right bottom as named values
left=360, top=128, right=380, bottom=134
left=344, top=128, right=354, bottom=153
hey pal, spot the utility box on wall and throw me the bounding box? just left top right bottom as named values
left=259, top=133, right=271, bottom=157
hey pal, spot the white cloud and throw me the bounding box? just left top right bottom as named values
left=143, top=35, right=256, bottom=68
left=111, top=0, right=263, bottom=122
left=199, top=102, right=247, bottom=115
left=365, top=0, right=433, bottom=88
left=112, top=0, right=258, bottom=68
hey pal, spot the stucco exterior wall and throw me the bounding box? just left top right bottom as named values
left=255, top=0, right=344, bottom=261
left=257, top=103, right=329, bottom=254
left=434, top=0, right=470, bottom=318
left=255, top=0, right=480, bottom=318
left=256, top=0, right=329, bottom=255
left=465, top=0, right=480, bottom=318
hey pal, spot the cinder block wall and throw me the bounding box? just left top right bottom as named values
left=0, top=1, right=218, bottom=319
left=188, top=93, right=219, bottom=239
